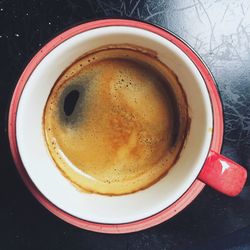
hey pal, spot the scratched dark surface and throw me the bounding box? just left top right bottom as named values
left=0, top=0, right=250, bottom=249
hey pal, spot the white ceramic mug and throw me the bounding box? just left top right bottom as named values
left=9, top=19, right=247, bottom=233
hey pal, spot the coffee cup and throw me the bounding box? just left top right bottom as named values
left=8, top=19, right=247, bottom=233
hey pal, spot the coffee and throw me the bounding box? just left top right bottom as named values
left=43, top=45, right=189, bottom=195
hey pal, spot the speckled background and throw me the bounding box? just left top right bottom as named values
left=0, top=0, right=250, bottom=249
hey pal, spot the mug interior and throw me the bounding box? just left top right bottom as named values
left=16, top=26, right=213, bottom=224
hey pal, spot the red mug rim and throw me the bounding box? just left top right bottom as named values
left=8, top=19, right=223, bottom=234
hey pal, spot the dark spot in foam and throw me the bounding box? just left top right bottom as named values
left=64, top=90, right=79, bottom=116
left=58, top=77, right=89, bottom=126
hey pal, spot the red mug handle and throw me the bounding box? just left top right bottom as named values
left=198, top=150, right=247, bottom=196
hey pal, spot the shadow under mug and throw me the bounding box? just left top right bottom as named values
left=8, top=19, right=247, bottom=234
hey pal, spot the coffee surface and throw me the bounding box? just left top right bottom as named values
left=43, top=45, right=188, bottom=195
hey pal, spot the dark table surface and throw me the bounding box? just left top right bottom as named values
left=1, top=0, right=250, bottom=249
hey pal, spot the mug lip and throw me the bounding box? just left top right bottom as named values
left=8, top=18, right=223, bottom=234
